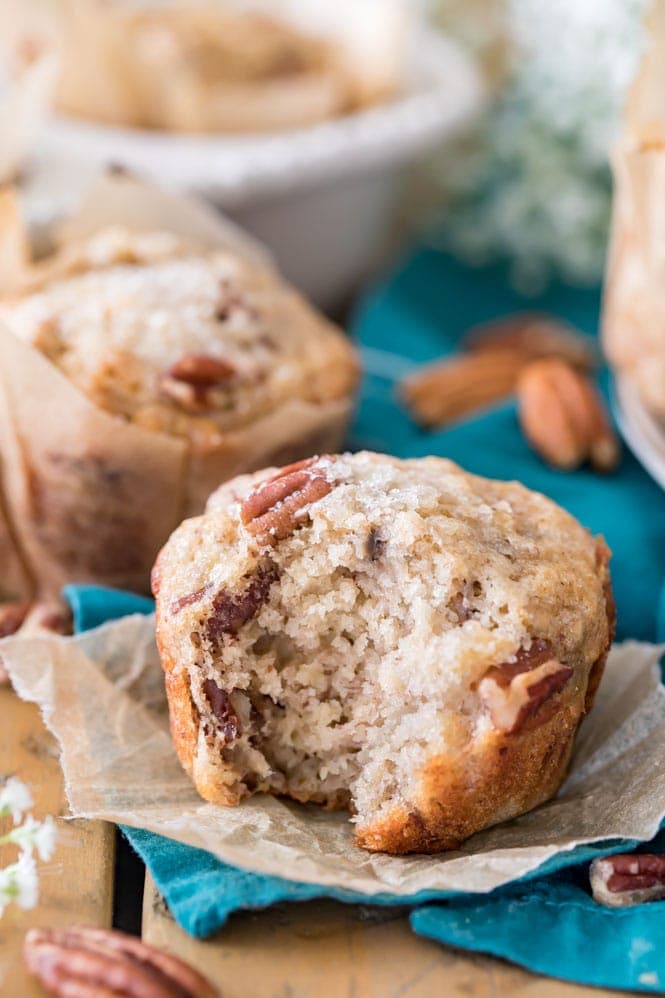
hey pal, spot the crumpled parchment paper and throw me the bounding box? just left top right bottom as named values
left=2, top=617, right=664, bottom=896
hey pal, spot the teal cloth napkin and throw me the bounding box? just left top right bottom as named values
left=352, top=250, right=665, bottom=643
left=63, top=249, right=665, bottom=991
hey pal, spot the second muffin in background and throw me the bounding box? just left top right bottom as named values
left=0, top=175, right=359, bottom=594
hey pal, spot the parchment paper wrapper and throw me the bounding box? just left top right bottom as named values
left=603, top=1, right=665, bottom=419
left=2, top=617, right=664, bottom=896
left=0, top=173, right=355, bottom=595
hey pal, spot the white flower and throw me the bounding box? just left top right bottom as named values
left=0, top=777, right=33, bottom=823
left=430, top=0, right=648, bottom=287
left=0, top=777, right=57, bottom=920
left=5, top=815, right=57, bottom=861
left=33, top=816, right=57, bottom=862
left=0, top=852, right=38, bottom=917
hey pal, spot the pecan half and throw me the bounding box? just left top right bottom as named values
left=464, top=314, right=596, bottom=371
left=400, top=350, right=528, bottom=430
left=0, top=600, right=30, bottom=638
left=590, top=854, right=665, bottom=908
left=517, top=358, right=619, bottom=472
left=24, top=925, right=217, bottom=997
left=203, top=679, right=240, bottom=742
left=207, top=561, right=279, bottom=643
left=478, top=640, right=573, bottom=734
left=240, top=457, right=333, bottom=544
left=161, top=353, right=236, bottom=413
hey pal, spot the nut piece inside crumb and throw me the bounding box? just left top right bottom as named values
left=478, top=640, right=573, bottom=734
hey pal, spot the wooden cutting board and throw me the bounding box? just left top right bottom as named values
left=0, top=683, right=623, bottom=997
left=142, top=873, right=619, bottom=998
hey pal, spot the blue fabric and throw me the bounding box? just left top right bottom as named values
left=64, top=248, right=665, bottom=990
left=68, top=581, right=643, bottom=937
left=411, top=830, right=665, bottom=994
left=350, top=249, right=665, bottom=643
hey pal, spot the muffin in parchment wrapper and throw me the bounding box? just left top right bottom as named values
left=603, top=1, right=665, bottom=418
left=0, top=173, right=359, bottom=596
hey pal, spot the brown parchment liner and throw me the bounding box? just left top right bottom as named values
left=2, top=620, right=665, bottom=896
left=0, top=174, right=358, bottom=595
left=603, top=1, right=665, bottom=418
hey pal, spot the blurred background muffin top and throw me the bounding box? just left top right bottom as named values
left=4, top=0, right=407, bottom=133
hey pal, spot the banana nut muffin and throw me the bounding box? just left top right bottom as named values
left=0, top=225, right=357, bottom=455
left=152, top=451, right=614, bottom=854
left=0, top=223, right=357, bottom=593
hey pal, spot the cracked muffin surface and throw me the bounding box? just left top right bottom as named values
left=152, top=451, right=614, bottom=854
left=0, top=225, right=358, bottom=450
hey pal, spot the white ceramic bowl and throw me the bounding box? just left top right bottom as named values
left=24, top=31, right=482, bottom=308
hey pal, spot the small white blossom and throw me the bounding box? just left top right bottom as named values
left=0, top=778, right=57, bottom=921
left=0, top=852, right=38, bottom=917
left=0, top=777, right=33, bottom=823
left=430, top=0, right=648, bottom=287
left=33, top=816, right=57, bottom=862
left=5, top=815, right=57, bottom=861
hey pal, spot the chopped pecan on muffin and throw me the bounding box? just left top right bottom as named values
left=152, top=451, right=614, bottom=854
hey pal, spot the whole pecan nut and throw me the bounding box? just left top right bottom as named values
left=478, top=640, right=573, bottom=734
left=24, top=925, right=218, bottom=997
left=240, top=457, right=333, bottom=543
left=517, top=358, right=619, bottom=472
left=161, top=353, right=236, bottom=413
left=590, top=854, right=665, bottom=908
left=400, top=350, right=527, bottom=430
left=464, top=314, right=596, bottom=371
